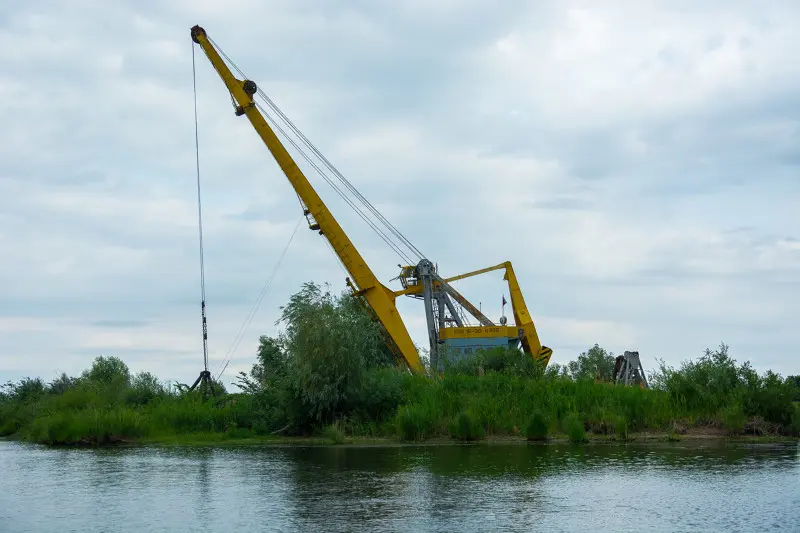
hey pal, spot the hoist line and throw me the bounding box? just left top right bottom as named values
left=254, top=100, right=415, bottom=266
left=192, top=42, right=210, bottom=373
left=213, top=215, right=304, bottom=381
left=207, top=36, right=426, bottom=264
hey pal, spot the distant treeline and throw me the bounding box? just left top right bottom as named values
left=2, top=282, right=798, bottom=445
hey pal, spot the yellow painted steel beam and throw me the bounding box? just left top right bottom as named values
left=398, top=260, right=552, bottom=366
left=191, top=25, right=424, bottom=374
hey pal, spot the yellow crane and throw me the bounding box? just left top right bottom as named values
left=190, top=25, right=552, bottom=374
left=393, top=262, right=552, bottom=367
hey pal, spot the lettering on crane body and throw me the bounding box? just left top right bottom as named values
left=442, top=326, right=509, bottom=339
left=467, top=327, right=501, bottom=334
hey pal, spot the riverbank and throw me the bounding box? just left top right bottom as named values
left=4, top=424, right=796, bottom=449
left=141, top=430, right=798, bottom=448
left=3, top=331, right=798, bottom=448
left=3, top=377, right=797, bottom=448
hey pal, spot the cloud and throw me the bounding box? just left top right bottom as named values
left=90, top=320, right=150, bottom=329
left=1, top=0, right=798, bottom=387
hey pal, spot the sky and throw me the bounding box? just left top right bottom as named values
left=1, top=0, right=798, bottom=388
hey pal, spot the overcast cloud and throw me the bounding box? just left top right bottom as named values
left=1, top=0, right=798, bottom=386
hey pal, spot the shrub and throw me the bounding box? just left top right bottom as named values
left=614, top=416, right=629, bottom=440
left=564, top=415, right=586, bottom=444
left=322, top=422, right=346, bottom=444
left=395, top=404, right=436, bottom=441
left=525, top=412, right=549, bottom=441
left=722, top=404, right=747, bottom=435
left=449, top=411, right=485, bottom=441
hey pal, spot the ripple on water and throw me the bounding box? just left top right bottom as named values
left=0, top=440, right=797, bottom=532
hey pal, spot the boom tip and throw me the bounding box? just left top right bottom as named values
left=190, top=25, right=206, bottom=44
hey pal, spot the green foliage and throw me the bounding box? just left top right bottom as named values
left=2, top=377, right=46, bottom=404
left=83, top=356, right=131, bottom=387
left=650, top=343, right=797, bottom=429
left=448, top=410, right=485, bottom=441
left=345, top=367, right=406, bottom=425
left=525, top=411, right=549, bottom=441
left=25, top=408, right=147, bottom=445
left=789, top=375, right=800, bottom=402
left=394, top=403, right=436, bottom=441
left=275, top=282, right=399, bottom=429
left=229, top=282, right=406, bottom=434
left=385, top=370, right=674, bottom=442
left=2, top=281, right=797, bottom=447
left=48, top=373, right=77, bottom=395
left=722, top=403, right=747, bottom=435
left=126, top=372, right=167, bottom=406
left=565, top=415, right=586, bottom=444
left=614, top=417, right=629, bottom=440
left=322, top=422, right=346, bottom=444
left=790, top=405, right=800, bottom=437
left=545, top=363, right=570, bottom=380
left=236, top=335, right=289, bottom=394
left=568, top=344, right=616, bottom=381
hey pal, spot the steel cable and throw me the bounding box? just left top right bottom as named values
left=213, top=215, right=303, bottom=381
left=208, top=36, right=426, bottom=265
left=191, top=44, right=210, bottom=373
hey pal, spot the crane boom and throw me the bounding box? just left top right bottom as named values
left=190, top=25, right=425, bottom=374
left=503, top=262, right=552, bottom=366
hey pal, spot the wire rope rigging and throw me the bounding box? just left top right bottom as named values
left=206, top=36, right=427, bottom=268
left=213, top=216, right=303, bottom=381
left=188, top=41, right=215, bottom=395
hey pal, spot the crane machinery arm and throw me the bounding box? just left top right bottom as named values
left=394, top=261, right=552, bottom=366
left=190, top=25, right=425, bottom=375
left=503, top=261, right=552, bottom=366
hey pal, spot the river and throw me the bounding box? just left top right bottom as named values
left=0, top=439, right=797, bottom=532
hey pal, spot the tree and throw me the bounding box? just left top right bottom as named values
left=236, top=335, right=289, bottom=393
left=1, top=377, right=45, bottom=403
left=127, top=371, right=167, bottom=405
left=789, top=375, right=800, bottom=402
left=48, top=373, right=77, bottom=395
left=568, top=344, right=616, bottom=381
left=545, top=362, right=569, bottom=379
left=83, top=356, right=131, bottom=387
left=273, top=281, right=397, bottom=425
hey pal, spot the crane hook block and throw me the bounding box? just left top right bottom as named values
left=190, top=25, right=206, bottom=44
left=242, top=80, right=257, bottom=96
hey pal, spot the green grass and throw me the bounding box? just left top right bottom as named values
left=3, top=374, right=797, bottom=447
left=384, top=372, right=674, bottom=442
left=2, top=342, right=798, bottom=447
left=322, top=422, right=347, bottom=444
left=565, top=415, right=587, bottom=444
left=525, top=412, right=549, bottom=441
left=448, top=411, right=485, bottom=441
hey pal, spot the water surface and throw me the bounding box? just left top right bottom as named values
left=1, top=440, right=797, bottom=532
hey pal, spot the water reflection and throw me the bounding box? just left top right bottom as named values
left=0, top=440, right=796, bottom=533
